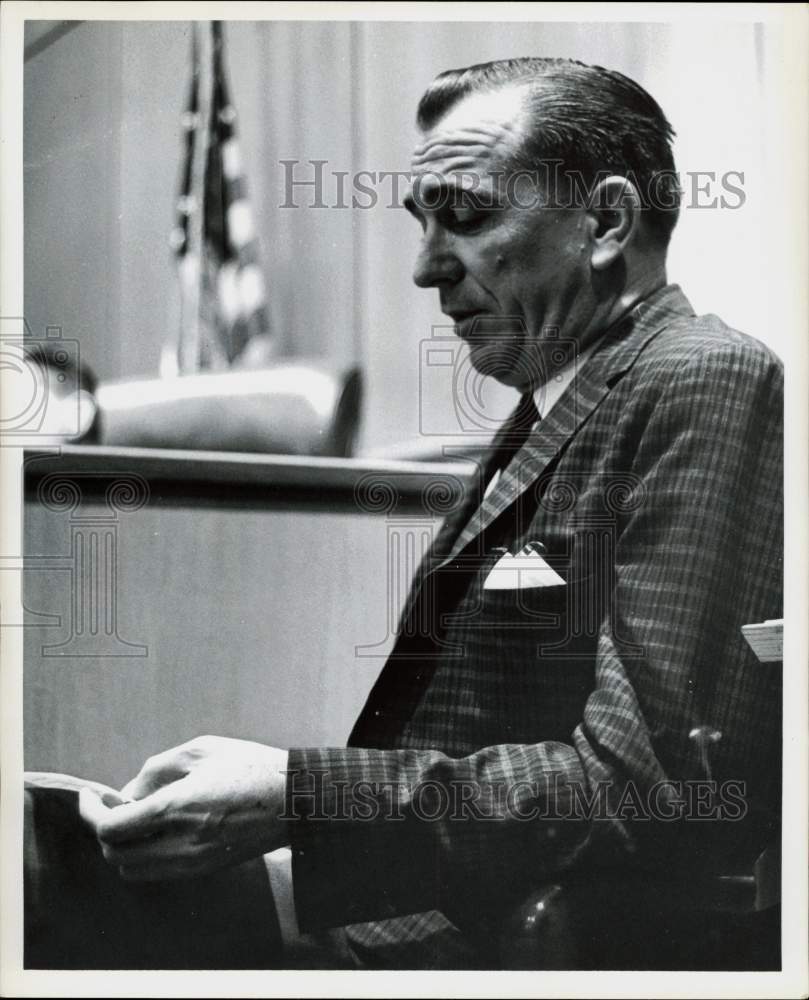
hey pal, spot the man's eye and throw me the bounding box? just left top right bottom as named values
left=444, top=209, right=486, bottom=232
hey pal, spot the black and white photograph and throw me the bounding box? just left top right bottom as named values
left=1, top=2, right=807, bottom=996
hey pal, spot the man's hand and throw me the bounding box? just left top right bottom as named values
left=79, top=736, right=289, bottom=881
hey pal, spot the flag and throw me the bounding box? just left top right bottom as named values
left=163, top=21, right=272, bottom=376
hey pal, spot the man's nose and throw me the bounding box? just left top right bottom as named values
left=412, top=231, right=464, bottom=288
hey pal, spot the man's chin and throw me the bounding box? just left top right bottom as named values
left=467, top=346, right=532, bottom=390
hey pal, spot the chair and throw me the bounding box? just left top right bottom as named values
left=499, top=634, right=783, bottom=970
left=498, top=842, right=780, bottom=970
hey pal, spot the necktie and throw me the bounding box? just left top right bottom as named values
left=486, top=392, right=540, bottom=488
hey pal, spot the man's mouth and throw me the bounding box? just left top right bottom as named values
left=447, top=310, right=489, bottom=339
left=446, top=309, right=484, bottom=323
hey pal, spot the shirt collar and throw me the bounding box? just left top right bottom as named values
left=532, top=338, right=599, bottom=420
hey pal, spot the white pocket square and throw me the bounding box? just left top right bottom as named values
left=483, top=547, right=566, bottom=590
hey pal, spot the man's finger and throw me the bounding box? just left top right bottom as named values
left=78, top=787, right=112, bottom=831
left=93, top=784, right=178, bottom=844
left=101, top=832, right=210, bottom=867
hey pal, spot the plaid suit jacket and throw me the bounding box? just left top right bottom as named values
left=285, top=285, right=783, bottom=966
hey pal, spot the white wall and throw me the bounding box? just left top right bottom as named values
left=24, top=18, right=783, bottom=453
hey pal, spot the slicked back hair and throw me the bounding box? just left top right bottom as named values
left=416, top=57, right=681, bottom=244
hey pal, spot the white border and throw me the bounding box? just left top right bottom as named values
left=1, top=2, right=806, bottom=997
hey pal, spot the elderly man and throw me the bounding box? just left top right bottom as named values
left=35, top=57, right=782, bottom=970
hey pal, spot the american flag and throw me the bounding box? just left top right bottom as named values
left=163, top=21, right=272, bottom=375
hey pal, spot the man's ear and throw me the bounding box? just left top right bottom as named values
left=587, top=176, right=641, bottom=271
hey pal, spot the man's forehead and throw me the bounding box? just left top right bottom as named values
left=409, top=85, right=529, bottom=188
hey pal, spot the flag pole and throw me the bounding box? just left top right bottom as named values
left=183, top=21, right=214, bottom=374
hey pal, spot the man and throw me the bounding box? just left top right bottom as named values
left=70, top=58, right=783, bottom=969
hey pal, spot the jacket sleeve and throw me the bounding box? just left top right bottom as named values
left=284, top=339, right=783, bottom=933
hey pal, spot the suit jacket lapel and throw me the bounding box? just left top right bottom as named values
left=436, top=370, right=608, bottom=570
left=434, top=284, right=696, bottom=572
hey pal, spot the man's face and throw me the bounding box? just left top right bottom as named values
left=405, top=87, right=593, bottom=390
